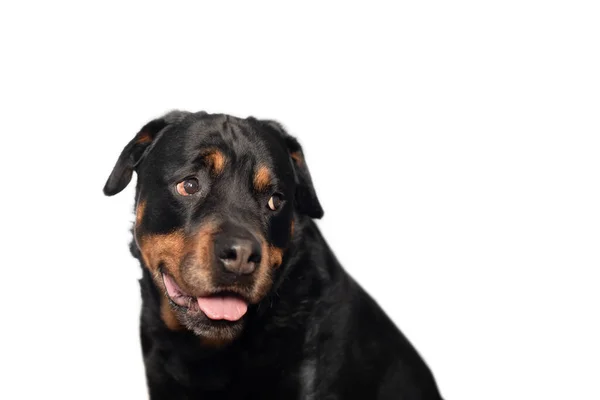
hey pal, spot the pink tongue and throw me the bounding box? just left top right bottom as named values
left=197, top=296, right=248, bottom=321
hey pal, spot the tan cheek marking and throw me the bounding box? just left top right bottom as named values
left=137, top=232, right=187, bottom=331
left=137, top=231, right=186, bottom=283
left=249, top=239, right=280, bottom=303
left=290, top=220, right=295, bottom=237
left=205, top=150, right=226, bottom=175
left=161, top=299, right=183, bottom=330
left=259, top=239, right=284, bottom=269
left=136, top=224, right=222, bottom=331
left=253, top=165, right=272, bottom=192
left=269, top=246, right=284, bottom=268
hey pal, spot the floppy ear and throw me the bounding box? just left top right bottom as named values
left=104, top=111, right=193, bottom=196
left=102, top=117, right=169, bottom=196
left=261, top=120, right=324, bottom=219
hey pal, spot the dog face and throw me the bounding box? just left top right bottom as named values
left=104, top=111, right=322, bottom=343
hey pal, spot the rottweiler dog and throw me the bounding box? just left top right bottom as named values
left=104, top=111, right=443, bottom=399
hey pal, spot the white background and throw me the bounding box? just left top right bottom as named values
left=1, top=1, right=598, bottom=399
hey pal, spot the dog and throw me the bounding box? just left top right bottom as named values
left=104, top=111, right=443, bottom=399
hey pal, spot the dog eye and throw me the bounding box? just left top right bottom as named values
left=268, top=194, right=283, bottom=211
left=176, top=178, right=200, bottom=196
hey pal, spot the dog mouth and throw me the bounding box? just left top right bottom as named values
left=162, top=273, right=248, bottom=322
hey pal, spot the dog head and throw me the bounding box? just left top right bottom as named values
left=104, top=111, right=322, bottom=343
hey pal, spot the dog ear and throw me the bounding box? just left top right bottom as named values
left=261, top=120, right=324, bottom=219
left=103, top=111, right=187, bottom=196
left=104, top=111, right=192, bottom=196
left=103, top=118, right=167, bottom=196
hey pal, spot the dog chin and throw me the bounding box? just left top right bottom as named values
left=183, top=309, right=245, bottom=343
left=161, top=272, right=250, bottom=343
left=165, top=300, right=245, bottom=344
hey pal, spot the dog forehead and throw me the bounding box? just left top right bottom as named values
left=191, top=116, right=262, bottom=152
left=160, top=115, right=285, bottom=167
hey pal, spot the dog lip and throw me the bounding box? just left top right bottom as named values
left=161, top=273, right=251, bottom=311
left=205, top=287, right=250, bottom=301
left=162, top=273, right=193, bottom=307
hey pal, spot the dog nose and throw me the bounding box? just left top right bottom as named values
left=215, top=236, right=262, bottom=275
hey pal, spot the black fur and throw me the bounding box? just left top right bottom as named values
left=105, top=111, right=443, bottom=399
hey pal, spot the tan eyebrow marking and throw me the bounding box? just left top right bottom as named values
left=203, top=149, right=226, bottom=175
left=253, top=165, right=272, bottom=192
